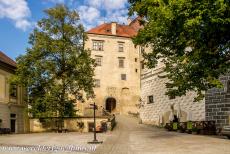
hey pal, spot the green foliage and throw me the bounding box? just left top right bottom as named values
left=11, top=5, right=95, bottom=118
left=129, top=0, right=230, bottom=101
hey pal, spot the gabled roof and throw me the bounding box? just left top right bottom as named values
left=0, top=51, right=17, bottom=68
left=87, top=18, right=142, bottom=38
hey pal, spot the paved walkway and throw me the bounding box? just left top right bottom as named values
left=0, top=115, right=230, bottom=154
left=0, top=132, right=107, bottom=154
left=93, top=115, right=230, bottom=154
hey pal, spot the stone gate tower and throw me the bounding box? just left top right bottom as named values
left=82, top=18, right=142, bottom=115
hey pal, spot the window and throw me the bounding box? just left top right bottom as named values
left=118, top=57, right=125, bottom=68
left=92, top=40, right=104, bottom=51
left=10, top=84, right=17, bottom=98
left=121, top=74, right=126, bottom=80
left=94, top=79, right=100, bottom=87
left=135, top=58, right=137, bottom=62
left=141, top=61, right=145, bottom=69
left=135, top=69, right=138, bottom=73
left=10, top=113, right=16, bottom=118
left=118, top=43, right=124, bottom=52
left=147, top=95, right=154, bottom=104
left=95, top=56, right=102, bottom=66
left=140, top=46, right=145, bottom=53
left=227, top=80, right=230, bottom=93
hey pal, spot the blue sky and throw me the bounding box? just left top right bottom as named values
left=0, top=0, right=129, bottom=60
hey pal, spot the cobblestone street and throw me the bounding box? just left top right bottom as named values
left=0, top=115, right=230, bottom=154
left=94, top=115, right=230, bottom=154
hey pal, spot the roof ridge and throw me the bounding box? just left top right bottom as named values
left=86, top=20, right=141, bottom=38
left=0, top=51, right=17, bottom=67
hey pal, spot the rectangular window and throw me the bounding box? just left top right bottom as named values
left=10, top=84, right=17, bottom=98
left=10, top=113, right=16, bottom=118
left=135, top=58, right=137, bottom=62
left=118, top=43, right=124, bottom=52
left=95, top=56, right=102, bottom=66
left=118, top=57, right=125, bottom=68
left=92, top=40, right=104, bottom=51
left=94, top=79, right=100, bottom=87
left=141, top=61, right=145, bottom=69
left=147, top=95, right=154, bottom=104
left=121, top=74, right=126, bottom=80
left=135, top=69, right=138, bottom=73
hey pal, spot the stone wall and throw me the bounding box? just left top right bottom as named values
left=83, top=33, right=141, bottom=115
left=205, top=75, right=230, bottom=128
left=30, top=117, right=113, bottom=133
left=140, top=67, right=205, bottom=125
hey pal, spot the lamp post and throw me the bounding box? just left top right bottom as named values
left=88, top=102, right=103, bottom=144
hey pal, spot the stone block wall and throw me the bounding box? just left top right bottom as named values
left=205, top=75, right=230, bottom=128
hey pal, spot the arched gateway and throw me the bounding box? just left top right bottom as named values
left=105, top=97, right=116, bottom=113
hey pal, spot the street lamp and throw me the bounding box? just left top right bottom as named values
left=88, top=102, right=103, bottom=144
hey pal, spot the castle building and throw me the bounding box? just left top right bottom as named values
left=81, top=19, right=142, bottom=115
left=0, top=51, right=28, bottom=133
left=140, top=58, right=206, bottom=125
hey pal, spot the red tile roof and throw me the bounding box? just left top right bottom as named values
left=87, top=18, right=142, bottom=38
left=0, top=51, right=17, bottom=67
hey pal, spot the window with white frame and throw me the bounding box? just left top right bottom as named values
left=95, top=56, right=102, bottom=66
left=92, top=40, right=104, bottom=51
left=118, top=43, right=124, bottom=52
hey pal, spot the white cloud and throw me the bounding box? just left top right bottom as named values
left=85, top=0, right=127, bottom=11
left=0, top=0, right=31, bottom=30
left=77, top=0, right=129, bottom=30
left=78, top=5, right=100, bottom=23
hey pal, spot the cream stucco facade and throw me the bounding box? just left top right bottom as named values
left=80, top=23, right=141, bottom=115
left=0, top=54, right=28, bottom=133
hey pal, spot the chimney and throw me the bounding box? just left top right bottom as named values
left=111, top=22, right=117, bottom=35
left=127, top=18, right=132, bottom=25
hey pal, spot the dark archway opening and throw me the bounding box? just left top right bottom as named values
left=105, top=97, right=116, bottom=113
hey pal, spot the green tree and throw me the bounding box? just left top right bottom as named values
left=129, top=0, right=230, bottom=101
left=11, top=5, right=95, bottom=118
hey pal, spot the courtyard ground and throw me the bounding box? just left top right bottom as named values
left=0, top=115, right=230, bottom=154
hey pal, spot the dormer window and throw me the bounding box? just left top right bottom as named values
left=92, top=40, right=104, bottom=51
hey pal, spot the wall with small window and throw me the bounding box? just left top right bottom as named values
left=121, top=74, right=126, bottom=80
left=147, top=95, right=154, bottom=104
left=85, top=33, right=141, bottom=115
